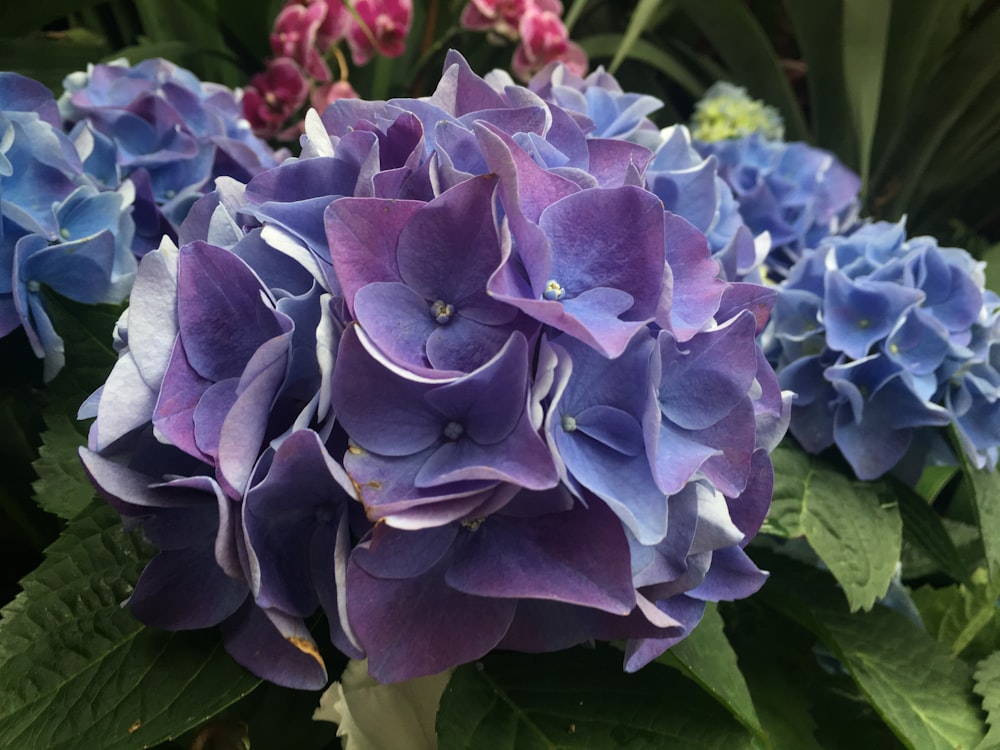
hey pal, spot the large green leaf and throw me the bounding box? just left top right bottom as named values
left=765, top=441, right=902, bottom=611
left=760, top=553, right=986, bottom=750
left=0, top=502, right=262, bottom=749
left=31, top=412, right=93, bottom=522
left=436, top=645, right=755, bottom=749
left=974, top=651, right=1000, bottom=749
left=659, top=603, right=766, bottom=743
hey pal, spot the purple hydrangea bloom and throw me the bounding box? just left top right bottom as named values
left=0, top=72, right=137, bottom=379
left=82, top=51, right=789, bottom=686
left=696, top=132, right=861, bottom=277
left=764, top=218, right=1000, bottom=479
left=59, top=58, right=281, bottom=256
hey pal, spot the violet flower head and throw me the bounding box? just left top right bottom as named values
left=59, top=58, right=281, bottom=256
left=764, top=218, right=1000, bottom=480
left=82, top=51, right=788, bottom=687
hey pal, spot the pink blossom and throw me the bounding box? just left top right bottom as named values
left=242, top=57, right=310, bottom=138
left=460, top=0, right=562, bottom=39
left=310, top=79, right=359, bottom=113
left=270, top=2, right=332, bottom=81
left=512, top=6, right=587, bottom=81
left=345, top=0, right=413, bottom=66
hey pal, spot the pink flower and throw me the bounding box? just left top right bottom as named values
left=242, top=57, right=310, bottom=138
left=460, top=0, right=562, bottom=40
left=345, top=0, right=413, bottom=66
left=512, top=6, right=587, bottom=81
left=310, top=79, right=359, bottom=113
left=270, top=2, right=332, bottom=81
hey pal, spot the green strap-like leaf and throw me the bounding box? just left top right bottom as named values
left=759, top=552, right=987, bottom=750
left=0, top=502, right=262, bottom=749
left=436, top=645, right=756, bottom=749
left=782, top=0, right=857, bottom=167
left=579, top=33, right=704, bottom=98
left=676, top=0, right=807, bottom=140
left=660, top=603, right=767, bottom=744
left=974, top=651, right=1000, bottom=749
left=841, top=0, right=892, bottom=193
left=608, top=0, right=675, bottom=74
left=765, top=441, right=902, bottom=611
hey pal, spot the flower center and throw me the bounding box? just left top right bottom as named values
left=461, top=517, right=485, bottom=532
left=444, top=421, right=464, bottom=441
left=26, top=280, right=41, bottom=293
left=543, top=280, right=565, bottom=301
left=430, top=299, right=455, bottom=324
left=561, top=414, right=577, bottom=432
left=59, top=227, right=71, bottom=240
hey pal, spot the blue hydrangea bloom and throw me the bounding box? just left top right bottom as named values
left=0, top=72, right=137, bottom=380
left=82, top=51, right=789, bottom=686
left=59, top=58, right=281, bottom=256
left=696, top=132, right=861, bottom=277
left=764, top=218, right=1000, bottom=479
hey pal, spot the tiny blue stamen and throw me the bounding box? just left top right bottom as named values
left=444, top=421, right=464, bottom=441
left=543, top=280, right=565, bottom=301
left=561, top=414, right=577, bottom=432
left=430, top=299, right=454, bottom=325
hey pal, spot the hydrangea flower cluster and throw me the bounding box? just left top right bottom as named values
left=81, top=52, right=788, bottom=688
left=59, top=58, right=281, bottom=256
left=1, top=72, right=137, bottom=380
left=460, top=0, right=587, bottom=81
left=527, top=64, right=767, bottom=283
left=691, top=83, right=861, bottom=277
left=245, top=0, right=414, bottom=139
left=763, top=218, right=1000, bottom=480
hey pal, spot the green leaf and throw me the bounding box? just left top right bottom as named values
left=609, top=0, right=675, bottom=74
left=579, top=34, right=705, bottom=98
left=676, top=0, right=807, bottom=140
left=0, top=0, right=108, bottom=38
left=954, top=433, right=1000, bottom=583
left=765, top=441, right=903, bottom=611
left=436, top=645, right=755, bottom=749
left=760, top=552, right=987, bottom=750
left=841, top=0, right=892, bottom=192
left=0, top=502, right=262, bottom=749
left=31, top=412, right=93, bottom=521
left=911, top=571, right=1000, bottom=663
left=893, top=478, right=970, bottom=584
left=0, top=30, right=112, bottom=93
left=659, top=603, right=766, bottom=743
left=41, top=289, right=123, bottom=403
left=782, top=0, right=857, bottom=167
left=973, top=651, right=1000, bottom=749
